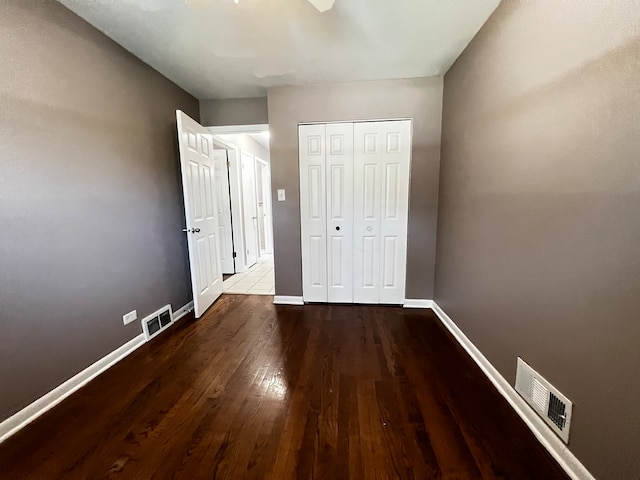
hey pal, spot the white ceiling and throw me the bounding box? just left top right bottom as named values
left=59, top=0, right=501, bottom=99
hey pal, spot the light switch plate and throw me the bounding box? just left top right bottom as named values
left=277, top=189, right=286, bottom=201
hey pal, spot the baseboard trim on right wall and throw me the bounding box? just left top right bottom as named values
left=430, top=302, right=595, bottom=480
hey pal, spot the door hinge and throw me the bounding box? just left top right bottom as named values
left=233, top=251, right=237, bottom=258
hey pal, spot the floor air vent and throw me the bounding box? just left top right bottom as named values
left=515, top=357, right=572, bottom=443
left=142, top=305, right=174, bottom=341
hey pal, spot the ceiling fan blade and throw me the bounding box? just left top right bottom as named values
left=307, top=0, right=335, bottom=13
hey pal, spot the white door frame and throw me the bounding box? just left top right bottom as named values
left=209, top=125, right=270, bottom=272
left=209, top=124, right=269, bottom=134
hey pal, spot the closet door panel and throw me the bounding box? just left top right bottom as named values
left=378, top=120, right=412, bottom=304
left=326, top=123, right=354, bottom=303
left=299, top=124, right=327, bottom=302
left=353, top=123, right=382, bottom=303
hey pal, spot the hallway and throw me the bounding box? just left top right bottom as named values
left=223, top=255, right=275, bottom=295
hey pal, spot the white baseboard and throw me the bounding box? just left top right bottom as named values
left=403, top=299, right=434, bottom=309
left=430, top=302, right=595, bottom=480
left=0, top=333, right=146, bottom=445
left=0, top=298, right=195, bottom=445
left=173, top=300, right=194, bottom=321
left=273, top=295, right=304, bottom=305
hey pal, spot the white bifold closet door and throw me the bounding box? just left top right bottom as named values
left=299, top=120, right=411, bottom=305
left=299, top=124, right=328, bottom=302
left=326, top=123, right=355, bottom=303
left=353, top=120, right=411, bottom=304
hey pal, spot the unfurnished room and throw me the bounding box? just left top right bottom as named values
left=1, top=1, right=638, bottom=479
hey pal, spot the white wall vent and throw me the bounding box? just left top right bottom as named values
left=141, top=305, right=174, bottom=341
left=515, top=357, right=573, bottom=444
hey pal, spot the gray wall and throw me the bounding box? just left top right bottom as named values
left=0, top=1, right=199, bottom=422
left=267, top=79, right=443, bottom=298
left=434, top=1, right=640, bottom=478
left=200, top=97, right=268, bottom=126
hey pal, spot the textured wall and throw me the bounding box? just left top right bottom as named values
left=434, top=1, right=640, bottom=478
left=0, top=1, right=199, bottom=421
left=200, top=97, right=268, bottom=126
left=267, top=78, right=443, bottom=299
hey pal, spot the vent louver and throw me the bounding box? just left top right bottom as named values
left=548, top=392, right=567, bottom=430
left=515, top=357, right=572, bottom=443
left=147, top=318, right=161, bottom=337
left=159, top=310, right=172, bottom=328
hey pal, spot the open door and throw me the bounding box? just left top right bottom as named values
left=213, top=150, right=235, bottom=274
left=255, top=158, right=269, bottom=256
left=176, top=110, right=223, bottom=318
left=241, top=151, right=259, bottom=268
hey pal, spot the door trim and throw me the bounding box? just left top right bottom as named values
left=299, top=118, right=412, bottom=126
left=207, top=124, right=269, bottom=134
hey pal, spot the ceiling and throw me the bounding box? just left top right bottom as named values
left=59, top=0, right=501, bottom=99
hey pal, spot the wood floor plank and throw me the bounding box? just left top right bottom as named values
left=0, top=295, right=570, bottom=480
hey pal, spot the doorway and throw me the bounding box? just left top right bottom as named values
left=208, top=125, right=275, bottom=296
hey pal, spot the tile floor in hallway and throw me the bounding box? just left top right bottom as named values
left=222, top=255, right=274, bottom=295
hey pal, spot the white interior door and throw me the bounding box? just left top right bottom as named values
left=260, top=159, right=274, bottom=255
left=241, top=151, right=258, bottom=268
left=255, top=159, right=267, bottom=256
left=176, top=110, right=223, bottom=317
left=354, top=120, right=411, bottom=304
left=213, top=150, right=235, bottom=274
left=225, top=147, right=245, bottom=273
left=299, top=124, right=328, bottom=302
left=326, top=123, right=354, bottom=303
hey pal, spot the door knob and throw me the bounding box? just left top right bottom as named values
left=336, top=226, right=340, bottom=231
left=193, top=228, right=201, bottom=233
left=183, top=228, right=201, bottom=233
left=367, top=226, right=373, bottom=232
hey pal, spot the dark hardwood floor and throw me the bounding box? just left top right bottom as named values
left=0, top=295, right=569, bottom=479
